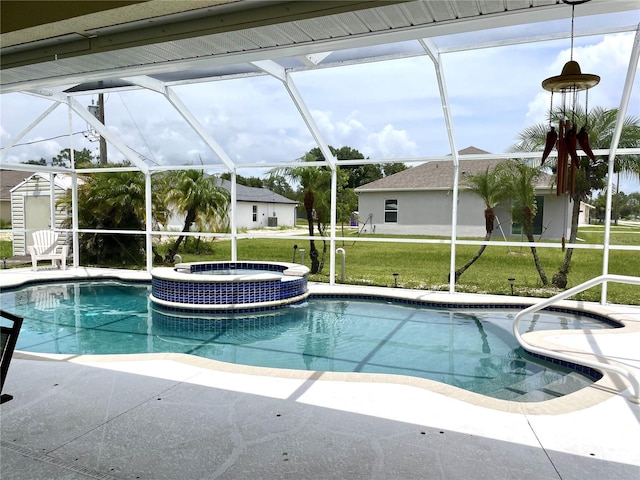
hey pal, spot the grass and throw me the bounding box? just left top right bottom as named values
left=0, top=240, right=12, bottom=259
left=2, top=224, right=638, bottom=305
left=165, top=226, right=639, bottom=305
left=576, top=223, right=640, bottom=245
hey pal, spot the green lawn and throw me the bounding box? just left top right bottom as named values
left=167, top=226, right=639, bottom=305
left=576, top=223, right=640, bottom=245
left=2, top=225, right=638, bottom=305
left=0, top=240, right=12, bottom=259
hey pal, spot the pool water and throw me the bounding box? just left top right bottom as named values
left=192, top=269, right=284, bottom=276
left=0, top=281, right=612, bottom=402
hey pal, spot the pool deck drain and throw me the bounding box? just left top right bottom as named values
left=1, top=267, right=639, bottom=479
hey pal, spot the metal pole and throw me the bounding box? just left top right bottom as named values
left=230, top=171, right=237, bottom=261
left=98, top=93, right=107, bottom=165
left=421, top=39, right=460, bottom=294
left=601, top=25, right=640, bottom=304
left=145, top=173, right=153, bottom=272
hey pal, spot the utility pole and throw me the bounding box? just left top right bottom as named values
left=98, top=93, right=107, bottom=165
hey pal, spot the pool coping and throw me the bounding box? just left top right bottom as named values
left=3, top=266, right=639, bottom=415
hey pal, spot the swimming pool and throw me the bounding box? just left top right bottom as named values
left=0, top=281, right=615, bottom=402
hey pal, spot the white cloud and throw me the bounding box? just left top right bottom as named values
left=335, top=115, right=366, bottom=139
left=527, top=33, right=638, bottom=123
left=365, top=124, right=418, bottom=158
left=305, top=109, right=418, bottom=159
left=526, top=92, right=554, bottom=126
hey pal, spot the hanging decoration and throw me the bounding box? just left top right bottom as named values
left=540, top=0, right=599, bottom=198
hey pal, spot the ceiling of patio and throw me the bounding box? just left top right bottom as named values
left=2, top=0, right=638, bottom=94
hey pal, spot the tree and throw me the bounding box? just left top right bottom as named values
left=263, top=174, right=295, bottom=198
left=220, top=172, right=264, bottom=188
left=346, top=163, right=382, bottom=188
left=271, top=154, right=328, bottom=273
left=59, top=169, right=154, bottom=266
left=591, top=190, right=640, bottom=222
left=627, top=192, right=640, bottom=219
left=451, top=167, right=510, bottom=282
left=496, top=159, right=549, bottom=286
left=160, top=170, right=229, bottom=262
left=24, top=148, right=95, bottom=167
left=383, top=162, right=408, bottom=177
left=271, top=145, right=404, bottom=273
left=511, top=106, right=640, bottom=288
left=25, top=158, right=46, bottom=165
left=52, top=148, right=95, bottom=168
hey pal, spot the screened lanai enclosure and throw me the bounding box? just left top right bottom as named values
left=1, top=0, right=639, bottom=301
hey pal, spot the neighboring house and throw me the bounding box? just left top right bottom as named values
left=165, top=179, right=298, bottom=231
left=355, top=147, right=571, bottom=240
left=579, top=202, right=595, bottom=225
left=1, top=170, right=31, bottom=224
left=10, top=172, right=71, bottom=255
left=218, top=180, right=298, bottom=230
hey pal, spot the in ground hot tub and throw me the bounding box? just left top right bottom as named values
left=150, top=261, right=309, bottom=313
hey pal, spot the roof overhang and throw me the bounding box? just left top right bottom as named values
left=2, top=0, right=638, bottom=94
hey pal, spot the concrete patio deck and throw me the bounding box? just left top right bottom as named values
left=1, top=267, right=639, bottom=479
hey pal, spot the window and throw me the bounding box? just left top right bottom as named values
left=252, top=205, right=257, bottom=222
left=511, top=196, right=544, bottom=235
left=384, top=199, right=398, bottom=223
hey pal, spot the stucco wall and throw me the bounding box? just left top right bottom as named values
left=357, top=189, right=571, bottom=239
left=536, top=193, right=571, bottom=240
left=166, top=202, right=297, bottom=231
left=235, top=202, right=297, bottom=229
left=0, top=200, right=11, bottom=224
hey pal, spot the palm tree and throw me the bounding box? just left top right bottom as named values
left=496, top=160, right=549, bottom=286
left=451, top=167, right=510, bottom=282
left=160, top=170, right=229, bottom=262
left=511, top=106, right=640, bottom=288
left=59, top=169, right=157, bottom=265
left=271, top=155, right=327, bottom=273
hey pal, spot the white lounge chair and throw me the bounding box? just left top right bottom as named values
left=27, top=230, right=68, bottom=271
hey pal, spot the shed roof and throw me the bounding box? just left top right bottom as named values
left=355, top=147, right=554, bottom=191
left=9, top=172, right=73, bottom=194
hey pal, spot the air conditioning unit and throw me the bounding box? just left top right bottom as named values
left=267, top=217, right=278, bottom=227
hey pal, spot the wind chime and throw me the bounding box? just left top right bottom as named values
left=540, top=0, right=599, bottom=250
left=540, top=0, right=599, bottom=199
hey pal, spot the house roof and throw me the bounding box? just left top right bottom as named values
left=0, top=169, right=30, bottom=200
left=355, top=147, right=554, bottom=192
left=217, top=179, right=297, bottom=205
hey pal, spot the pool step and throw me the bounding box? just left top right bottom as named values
left=516, top=371, right=592, bottom=402
left=489, top=370, right=591, bottom=402
left=485, top=370, right=559, bottom=400
left=471, top=369, right=552, bottom=398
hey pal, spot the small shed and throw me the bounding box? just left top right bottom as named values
left=10, top=173, right=70, bottom=255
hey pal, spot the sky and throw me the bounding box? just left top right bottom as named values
left=1, top=14, right=639, bottom=194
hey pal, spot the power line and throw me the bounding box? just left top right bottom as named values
left=12, top=131, right=90, bottom=147
left=117, top=92, right=158, bottom=165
